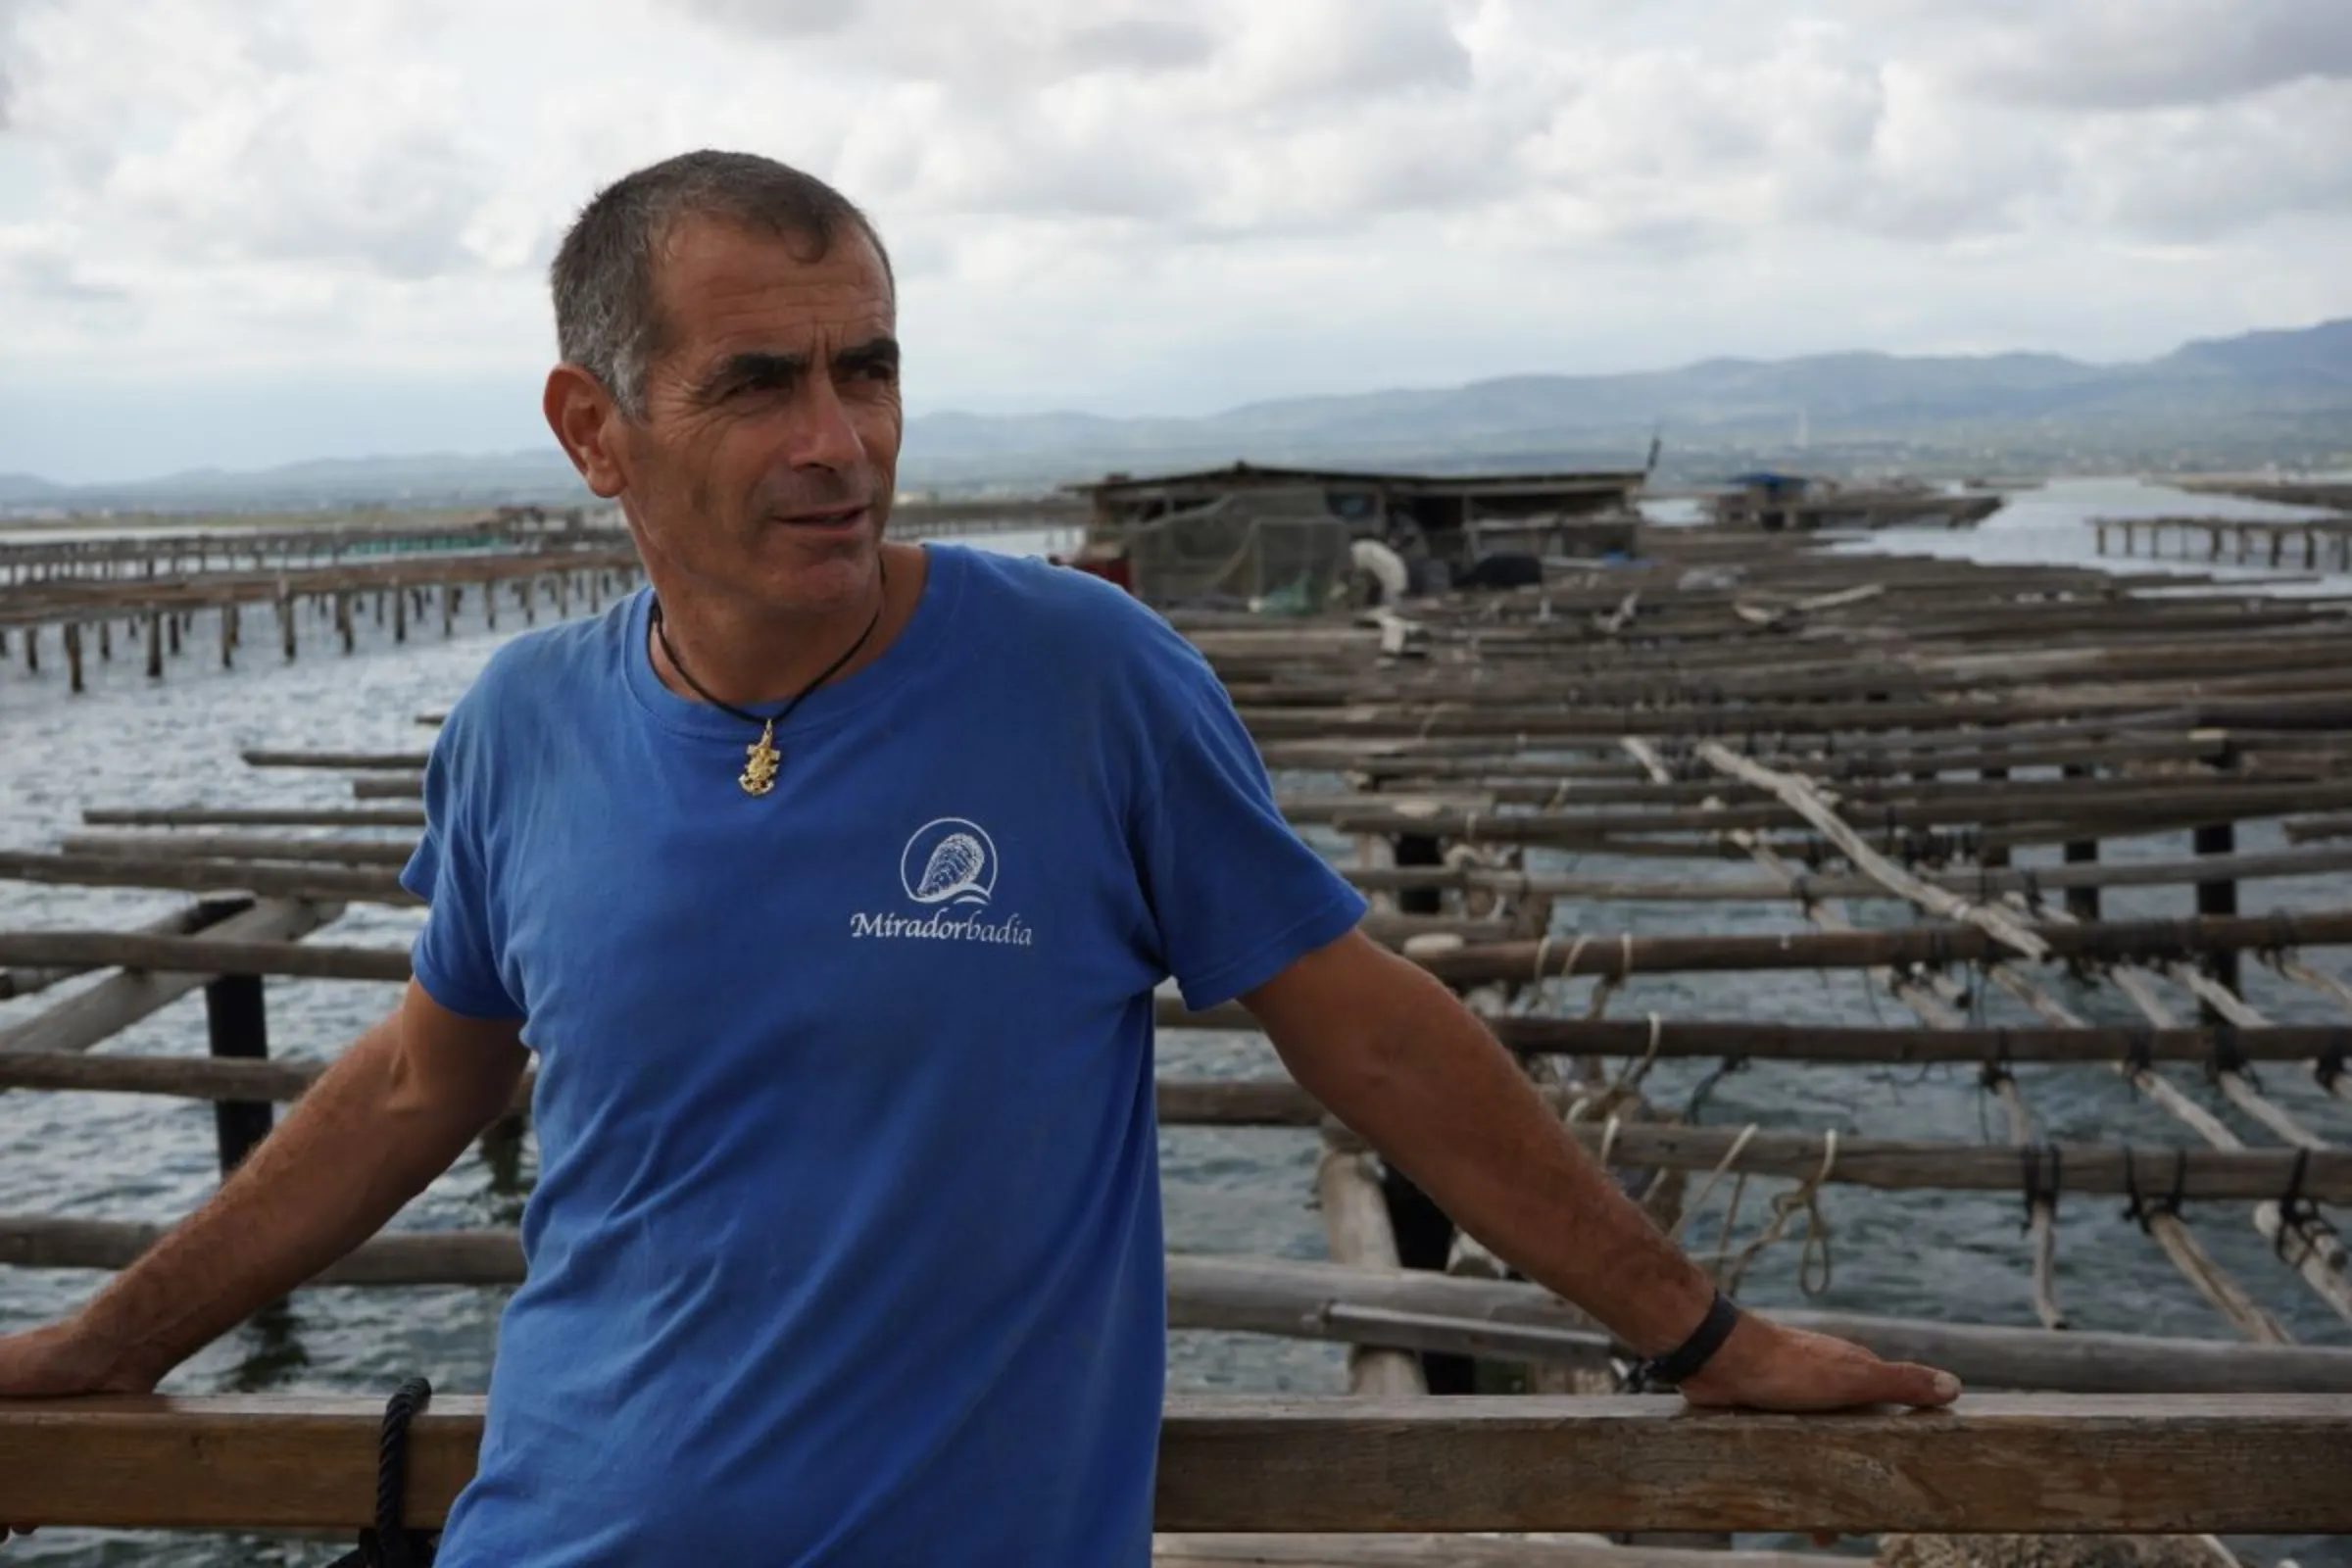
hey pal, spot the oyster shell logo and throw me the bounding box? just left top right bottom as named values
left=854, top=816, right=1031, bottom=947
left=900, top=818, right=998, bottom=906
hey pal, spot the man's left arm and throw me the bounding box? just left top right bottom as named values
left=1241, top=928, right=1962, bottom=1412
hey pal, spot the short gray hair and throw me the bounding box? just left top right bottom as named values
left=550, top=149, right=894, bottom=416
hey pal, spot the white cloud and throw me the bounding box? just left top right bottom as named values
left=0, top=0, right=2346, bottom=481
left=1936, top=0, right=2352, bottom=110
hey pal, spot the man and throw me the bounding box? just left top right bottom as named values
left=0, top=151, right=1956, bottom=1563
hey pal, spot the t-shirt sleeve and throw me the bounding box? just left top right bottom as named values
left=1132, top=663, right=1369, bottom=1011
left=397, top=707, right=524, bottom=1021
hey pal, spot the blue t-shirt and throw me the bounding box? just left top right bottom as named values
left=398, top=543, right=1368, bottom=1566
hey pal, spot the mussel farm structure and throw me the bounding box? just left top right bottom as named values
left=4, top=521, right=2352, bottom=1561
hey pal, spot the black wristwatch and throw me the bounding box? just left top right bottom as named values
left=1627, top=1289, right=1742, bottom=1392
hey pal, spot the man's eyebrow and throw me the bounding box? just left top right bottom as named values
left=691, top=350, right=809, bottom=402
left=833, top=336, right=901, bottom=375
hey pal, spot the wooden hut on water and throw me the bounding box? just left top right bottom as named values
left=1062, top=462, right=1647, bottom=606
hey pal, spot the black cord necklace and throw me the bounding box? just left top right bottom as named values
left=649, top=555, right=890, bottom=798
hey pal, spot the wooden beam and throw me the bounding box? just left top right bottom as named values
left=0, top=902, right=339, bottom=1056
left=0, top=852, right=414, bottom=906
left=0, top=1394, right=2342, bottom=1535
left=1416, top=911, right=2352, bottom=987
left=1165, top=1254, right=2352, bottom=1396
left=12, top=909, right=2345, bottom=991
left=6, top=1134, right=2345, bottom=1287
left=1152, top=1537, right=1809, bottom=1568
left=1342, top=846, right=2352, bottom=902
left=0, top=906, right=208, bottom=1002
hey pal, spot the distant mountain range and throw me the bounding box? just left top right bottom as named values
left=896, top=317, right=2352, bottom=486
left=5, top=319, right=2347, bottom=513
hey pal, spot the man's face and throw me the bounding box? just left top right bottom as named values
left=614, top=216, right=902, bottom=619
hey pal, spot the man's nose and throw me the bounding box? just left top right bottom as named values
left=784, top=377, right=865, bottom=471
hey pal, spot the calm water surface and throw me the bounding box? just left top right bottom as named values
left=2, top=496, right=2346, bottom=1564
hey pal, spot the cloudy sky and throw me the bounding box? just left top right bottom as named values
left=2, top=0, right=2348, bottom=482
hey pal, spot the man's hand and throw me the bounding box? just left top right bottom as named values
left=0, top=982, right=525, bottom=1546
left=0, top=1320, right=152, bottom=1542
left=1674, top=1311, right=1960, bottom=1412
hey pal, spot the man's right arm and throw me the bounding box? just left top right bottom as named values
left=1, top=978, right=527, bottom=1396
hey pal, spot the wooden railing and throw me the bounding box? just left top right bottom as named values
left=0, top=1395, right=2346, bottom=1537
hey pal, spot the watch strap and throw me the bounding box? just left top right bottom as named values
left=1630, top=1289, right=1741, bottom=1392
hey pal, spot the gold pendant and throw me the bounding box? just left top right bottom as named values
left=739, top=720, right=780, bottom=797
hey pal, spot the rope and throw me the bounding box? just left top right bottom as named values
left=2122, top=1147, right=2191, bottom=1234
left=1722, top=1129, right=1839, bottom=1298
left=324, top=1376, right=439, bottom=1567
left=2020, top=1143, right=2063, bottom=1233
left=1669, top=1121, right=1759, bottom=1248
left=1586, top=975, right=1619, bottom=1019
left=2272, top=1148, right=2336, bottom=1268
left=1614, top=1012, right=1665, bottom=1094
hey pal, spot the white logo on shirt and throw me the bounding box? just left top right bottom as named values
left=851, top=815, right=1033, bottom=947
left=900, top=817, right=998, bottom=906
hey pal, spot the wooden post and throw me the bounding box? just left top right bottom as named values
left=1978, top=765, right=2010, bottom=869
left=393, top=585, right=408, bottom=644
left=97, top=618, right=111, bottom=662
left=2063, top=763, right=2099, bottom=921
left=167, top=612, right=181, bottom=658
left=278, top=592, right=297, bottom=662
left=484, top=581, right=497, bottom=629
left=220, top=604, right=235, bottom=669
left=335, top=592, right=354, bottom=655
left=198, top=901, right=275, bottom=1177
left=2195, top=744, right=2240, bottom=1011
left=442, top=584, right=456, bottom=637
left=64, top=623, right=84, bottom=694
left=24, top=623, right=37, bottom=674
left=144, top=612, right=163, bottom=679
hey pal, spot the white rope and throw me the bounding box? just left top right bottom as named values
left=1724, top=1128, right=1839, bottom=1298
left=1669, top=1121, right=1759, bottom=1246
left=1614, top=1012, right=1665, bottom=1093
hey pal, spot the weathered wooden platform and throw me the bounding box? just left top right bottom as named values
left=2, top=1395, right=2344, bottom=1536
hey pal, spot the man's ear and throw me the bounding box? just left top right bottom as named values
left=544, top=364, right=629, bottom=499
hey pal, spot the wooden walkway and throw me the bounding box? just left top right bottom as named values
left=2090, top=514, right=2352, bottom=570
left=0, top=506, right=641, bottom=690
